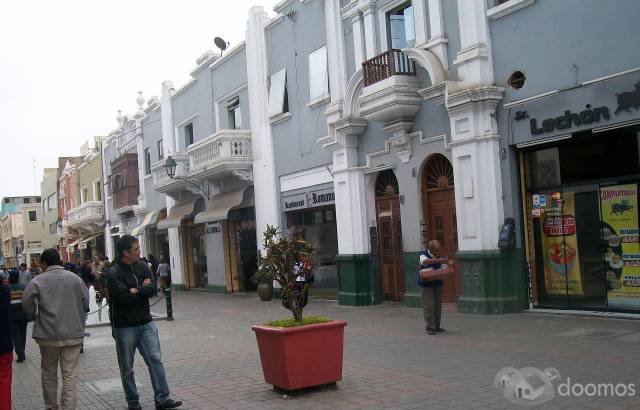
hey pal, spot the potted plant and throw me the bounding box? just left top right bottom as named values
left=251, top=225, right=347, bottom=391
left=251, top=268, right=274, bottom=301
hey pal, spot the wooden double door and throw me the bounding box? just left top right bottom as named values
left=375, top=170, right=405, bottom=301
left=421, top=154, right=460, bottom=303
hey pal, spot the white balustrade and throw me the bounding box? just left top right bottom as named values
left=188, top=130, right=252, bottom=175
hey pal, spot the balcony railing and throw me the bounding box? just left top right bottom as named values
left=116, top=137, right=137, bottom=157
left=151, top=153, right=190, bottom=192
left=66, top=201, right=104, bottom=227
left=187, top=130, right=252, bottom=175
left=362, top=49, right=416, bottom=87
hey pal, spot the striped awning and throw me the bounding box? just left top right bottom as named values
left=131, top=210, right=160, bottom=236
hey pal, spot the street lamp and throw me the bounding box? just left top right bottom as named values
left=163, top=155, right=209, bottom=200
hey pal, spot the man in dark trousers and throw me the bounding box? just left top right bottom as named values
left=0, top=280, right=13, bottom=410
left=108, top=235, right=181, bottom=410
left=418, top=240, right=450, bottom=335
left=8, top=270, right=28, bottom=362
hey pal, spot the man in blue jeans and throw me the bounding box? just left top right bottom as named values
left=108, top=235, right=181, bottom=410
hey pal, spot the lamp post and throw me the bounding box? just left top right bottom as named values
left=163, top=156, right=210, bottom=200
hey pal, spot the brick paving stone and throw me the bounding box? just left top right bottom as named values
left=9, top=292, right=640, bottom=409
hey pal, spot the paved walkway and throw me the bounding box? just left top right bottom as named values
left=10, top=292, right=640, bottom=409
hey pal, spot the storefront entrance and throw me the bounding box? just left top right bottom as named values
left=375, top=170, right=405, bottom=301
left=184, top=220, right=207, bottom=289
left=522, top=127, right=640, bottom=312
left=421, top=154, right=460, bottom=303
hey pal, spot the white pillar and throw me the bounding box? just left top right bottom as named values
left=454, top=0, right=494, bottom=88
left=426, top=0, right=448, bottom=69
left=246, top=7, right=279, bottom=245
left=350, top=12, right=365, bottom=65
left=412, top=0, right=429, bottom=46
left=362, top=1, right=377, bottom=59
left=325, top=0, right=347, bottom=101
left=160, top=81, right=184, bottom=286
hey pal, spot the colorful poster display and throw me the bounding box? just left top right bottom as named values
left=600, top=184, right=640, bottom=309
left=540, top=192, right=584, bottom=295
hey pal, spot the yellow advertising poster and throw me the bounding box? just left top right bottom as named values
left=600, top=184, right=640, bottom=309
left=540, top=192, right=584, bottom=295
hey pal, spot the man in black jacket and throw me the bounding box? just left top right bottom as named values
left=108, top=235, right=181, bottom=410
left=0, top=281, right=13, bottom=410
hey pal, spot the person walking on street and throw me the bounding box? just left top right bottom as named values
left=156, top=259, right=171, bottom=292
left=418, top=240, right=450, bottom=335
left=8, top=270, right=28, bottom=362
left=22, top=248, right=90, bottom=410
left=18, top=263, right=31, bottom=285
left=108, top=235, right=181, bottom=410
left=0, top=280, right=13, bottom=410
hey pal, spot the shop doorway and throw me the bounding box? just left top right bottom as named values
left=223, top=207, right=258, bottom=293
left=421, top=154, right=460, bottom=303
left=375, top=170, right=405, bottom=301
left=184, top=220, right=207, bottom=290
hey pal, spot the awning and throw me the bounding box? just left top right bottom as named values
left=66, top=238, right=82, bottom=247
left=79, top=235, right=97, bottom=244
left=194, top=188, right=247, bottom=225
left=157, top=199, right=197, bottom=229
left=131, top=210, right=160, bottom=236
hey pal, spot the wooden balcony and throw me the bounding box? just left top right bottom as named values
left=362, top=49, right=416, bottom=87
left=111, top=153, right=140, bottom=214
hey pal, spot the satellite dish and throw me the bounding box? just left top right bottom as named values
left=214, top=37, right=228, bottom=55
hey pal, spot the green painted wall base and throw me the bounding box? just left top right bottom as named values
left=336, top=254, right=378, bottom=306
left=402, top=251, right=422, bottom=308
left=171, top=284, right=185, bottom=292
left=207, top=285, right=226, bottom=294
left=456, top=248, right=527, bottom=315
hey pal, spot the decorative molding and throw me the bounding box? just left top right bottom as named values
left=453, top=43, right=490, bottom=67
left=230, top=169, right=254, bottom=182
left=420, top=133, right=452, bottom=151
left=273, top=0, right=295, bottom=14
left=487, top=0, right=535, bottom=20
left=209, top=41, right=247, bottom=71
left=390, top=134, right=412, bottom=163
left=418, top=82, right=447, bottom=105
left=402, top=47, right=448, bottom=85
left=171, top=78, right=197, bottom=100
left=306, top=94, right=331, bottom=109
left=175, top=113, right=198, bottom=129
left=446, top=86, right=504, bottom=111
left=269, top=111, right=292, bottom=126
left=358, top=76, right=422, bottom=123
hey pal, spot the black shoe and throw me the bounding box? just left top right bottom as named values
left=128, top=402, right=142, bottom=410
left=16, top=357, right=25, bottom=363
left=156, top=399, right=182, bottom=409
left=436, top=327, right=445, bottom=332
left=426, top=327, right=437, bottom=335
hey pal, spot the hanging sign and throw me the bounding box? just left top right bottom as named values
left=539, top=192, right=584, bottom=295
left=600, top=184, right=640, bottom=309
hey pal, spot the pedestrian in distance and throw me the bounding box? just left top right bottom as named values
left=418, top=240, right=450, bottom=335
left=0, top=279, right=13, bottom=410
left=108, top=235, right=181, bottom=410
left=8, top=270, right=28, bottom=362
left=156, top=258, right=171, bottom=292
left=18, top=263, right=31, bottom=285
left=22, top=248, right=90, bottom=410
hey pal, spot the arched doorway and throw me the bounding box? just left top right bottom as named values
left=421, top=154, right=460, bottom=303
left=375, top=170, right=405, bottom=301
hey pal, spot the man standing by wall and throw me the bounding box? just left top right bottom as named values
left=108, top=235, right=181, bottom=410
left=8, top=270, right=28, bottom=362
left=18, top=263, right=31, bottom=285
left=22, top=248, right=90, bottom=410
left=0, top=280, right=12, bottom=410
left=418, top=240, right=449, bottom=335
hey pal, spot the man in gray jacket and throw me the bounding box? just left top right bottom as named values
left=23, top=248, right=90, bottom=410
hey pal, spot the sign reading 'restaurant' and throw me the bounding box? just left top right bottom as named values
left=282, top=188, right=335, bottom=211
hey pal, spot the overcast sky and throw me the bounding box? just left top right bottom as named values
left=0, top=0, right=276, bottom=200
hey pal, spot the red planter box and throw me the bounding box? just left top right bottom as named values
left=252, top=320, right=347, bottom=391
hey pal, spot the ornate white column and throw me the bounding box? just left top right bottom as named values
left=246, top=6, right=280, bottom=245
left=349, top=11, right=365, bottom=65
left=160, top=81, right=184, bottom=287
left=426, top=0, right=448, bottom=69
left=412, top=0, right=429, bottom=46
left=362, top=0, right=377, bottom=59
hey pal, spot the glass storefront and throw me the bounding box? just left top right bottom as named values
left=286, top=205, right=339, bottom=295
left=522, top=126, right=640, bottom=312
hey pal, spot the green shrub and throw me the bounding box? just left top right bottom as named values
left=266, top=316, right=331, bottom=328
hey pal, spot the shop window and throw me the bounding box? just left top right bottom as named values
left=387, top=2, right=415, bottom=49
left=325, top=209, right=334, bottom=222
left=313, top=211, right=324, bottom=225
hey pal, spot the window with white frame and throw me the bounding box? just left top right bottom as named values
left=28, top=210, right=37, bottom=222
left=268, top=68, right=289, bottom=118
left=308, top=46, right=329, bottom=101
left=49, top=222, right=57, bottom=234
left=81, top=187, right=88, bottom=204
left=387, top=2, right=415, bottom=49
left=226, top=97, right=242, bottom=129
left=48, top=193, right=56, bottom=210
left=94, top=181, right=102, bottom=202
left=144, top=147, right=151, bottom=175
left=157, top=140, right=164, bottom=160
left=184, top=123, right=194, bottom=148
